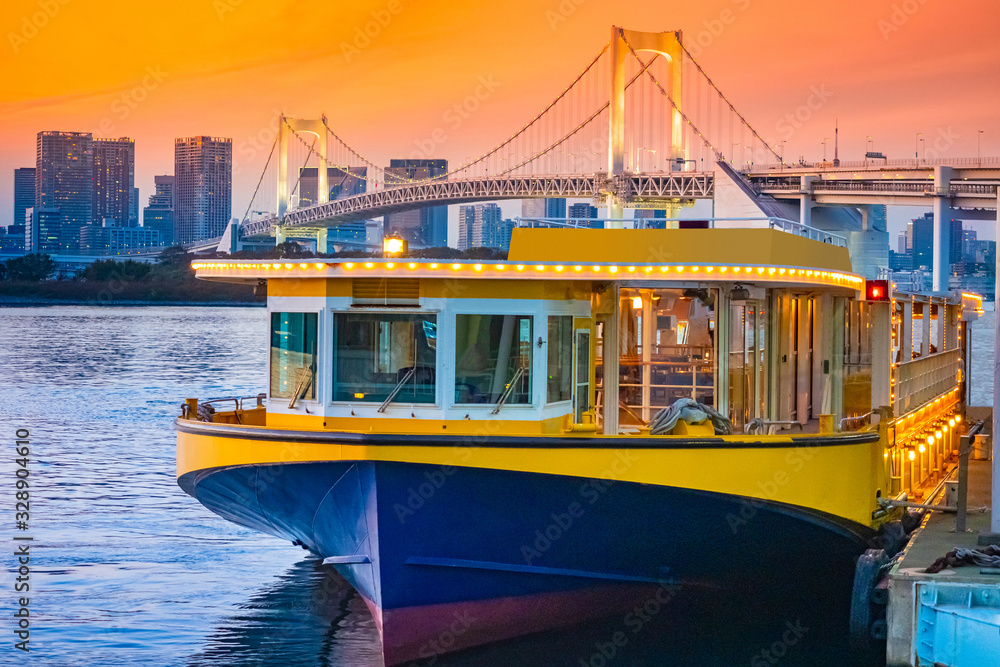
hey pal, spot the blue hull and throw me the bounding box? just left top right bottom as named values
left=180, top=461, right=874, bottom=664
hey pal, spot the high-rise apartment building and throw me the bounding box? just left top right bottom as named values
left=92, top=137, right=135, bottom=227
left=458, top=203, right=511, bottom=251
left=143, top=175, right=175, bottom=246
left=36, top=131, right=94, bottom=249
left=174, top=136, right=232, bottom=243
left=13, top=167, right=35, bottom=235
left=24, top=207, right=63, bottom=254
left=384, top=159, right=447, bottom=247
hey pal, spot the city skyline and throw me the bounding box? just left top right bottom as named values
left=1, top=0, right=998, bottom=234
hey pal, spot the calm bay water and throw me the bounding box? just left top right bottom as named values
left=0, top=305, right=994, bottom=666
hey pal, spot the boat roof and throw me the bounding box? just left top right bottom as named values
left=192, top=227, right=863, bottom=290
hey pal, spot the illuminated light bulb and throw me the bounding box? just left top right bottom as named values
left=926, top=435, right=935, bottom=445
left=299, top=263, right=308, bottom=269
left=592, top=265, right=601, bottom=272
left=935, top=430, right=942, bottom=439
left=644, top=266, right=653, bottom=273
left=918, top=444, right=926, bottom=453
left=409, top=262, right=417, bottom=269
left=778, top=268, right=786, bottom=275
left=574, top=265, right=583, bottom=272
left=556, top=265, right=564, bottom=272
left=660, top=266, right=668, bottom=273
left=535, top=265, right=545, bottom=271
left=720, top=267, right=728, bottom=273
left=628, top=266, right=636, bottom=273
left=908, top=450, right=916, bottom=461
left=284, top=263, right=293, bottom=269
left=316, top=263, right=326, bottom=270
left=517, top=264, right=525, bottom=271
left=956, top=415, right=962, bottom=424
left=691, top=266, right=700, bottom=272
left=609, top=266, right=619, bottom=274
left=768, top=268, right=776, bottom=275
left=949, top=418, right=955, bottom=427
left=631, top=296, right=642, bottom=309
left=884, top=451, right=889, bottom=459
left=706, top=267, right=714, bottom=273
left=733, top=267, right=741, bottom=273
left=757, top=267, right=765, bottom=274
left=452, top=263, right=461, bottom=270
left=430, top=263, right=439, bottom=269
left=386, top=262, right=394, bottom=269
left=474, top=264, right=483, bottom=271
left=676, top=266, right=685, bottom=273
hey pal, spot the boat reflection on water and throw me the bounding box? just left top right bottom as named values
left=185, top=558, right=382, bottom=667
left=187, top=557, right=870, bottom=667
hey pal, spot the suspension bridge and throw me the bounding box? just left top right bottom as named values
left=223, top=26, right=1000, bottom=291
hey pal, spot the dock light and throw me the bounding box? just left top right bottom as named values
left=935, top=430, right=942, bottom=440
left=383, top=236, right=406, bottom=256
left=632, top=296, right=643, bottom=309
left=949, top=418, right=956, bottom=428
left=955, top=415, right=962, bottom=424
left=909, top=450, right=916, bottom=461
left=865, top=279, right=890, bottom=302
left=919, top=444, right=926, bottom=453
left=926, top=435, right=935, bottom=446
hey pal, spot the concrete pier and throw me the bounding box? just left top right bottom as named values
left=886, top=419, right=999, bottom=666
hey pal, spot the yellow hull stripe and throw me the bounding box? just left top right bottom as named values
left=177, top=430, right=882, bottom=527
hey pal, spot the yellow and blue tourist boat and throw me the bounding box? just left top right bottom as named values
left=176, top=224, right=979, bottom=664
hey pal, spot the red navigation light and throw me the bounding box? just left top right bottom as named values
left=865, top=280, right=889, bottom=302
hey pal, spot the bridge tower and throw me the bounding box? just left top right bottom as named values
left=277, top=116, right=329, bottom=218
left=608, top=27, right=685, bottom=226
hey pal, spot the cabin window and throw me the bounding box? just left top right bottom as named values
left=332, top=313, right=437, bottom=404
left=547, top=316, right=573, bottom=403
left=617, top=288, right=717, bottom=425
left=454, top=315, right=532, bottom=405
left=270, top=312, right=318, bottom=401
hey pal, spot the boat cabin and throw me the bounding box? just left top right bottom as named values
left=191, top=227, right=974, bottom=438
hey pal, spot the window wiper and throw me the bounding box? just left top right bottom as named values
left=378, top=368, right=416, bottom=413
left=491, top=366, right=525, bottom=415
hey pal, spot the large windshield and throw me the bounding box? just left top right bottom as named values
left=332, top=312, right=437, bottom=404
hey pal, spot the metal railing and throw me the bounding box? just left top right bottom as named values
left=894, top=349, right=962, bottom=416
left=765, top=218, right=848, bottom=247
left=747, top=156, right=1000, bottom=171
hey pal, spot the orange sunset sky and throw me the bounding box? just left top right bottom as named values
left=1, top=0, right=998, bottom=235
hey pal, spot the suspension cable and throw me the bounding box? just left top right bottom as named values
left=240, top=135, right=277, bottom=223
left=676, top=39, right=781, bottom=161
left=620, top=35, right=724, bottom=162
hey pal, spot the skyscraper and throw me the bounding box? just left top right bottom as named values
left=911, top=213, right=962, bottom=270
left=384, top=159, right=447, bottom=247
left=36, top=131, right=94, bottom=251
left=298, top=166, right=366, bottom=206
left=92, top=137, right=135, bottom=227
left=174, top=136, right=232, bottom=243
left=143, top=175, right=175, bottom=246
left=521, top=198, right=566, bottom=220
left=13, top=167, right=35, bottom=235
